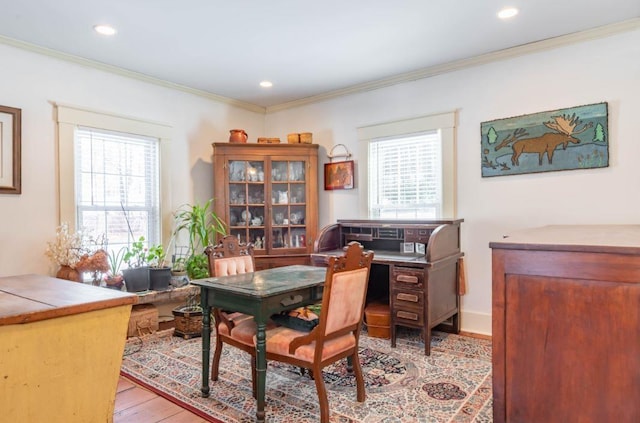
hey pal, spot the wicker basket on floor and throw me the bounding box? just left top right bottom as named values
left=172, top=306, right=203, bottom=339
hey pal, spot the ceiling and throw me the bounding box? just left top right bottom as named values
left=1, top=1, right=638, bottom=111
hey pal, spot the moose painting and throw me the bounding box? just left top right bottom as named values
left=481, top=102, right=608, bottom=177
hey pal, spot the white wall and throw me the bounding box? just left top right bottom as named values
left=265, top=29, right=640, bottom=334
left=2, top=29, right=638, bottom=335
left=0, top=43, right=264, bottom=277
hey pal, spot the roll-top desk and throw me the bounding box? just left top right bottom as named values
left=311, top=219, right=463, bottom=355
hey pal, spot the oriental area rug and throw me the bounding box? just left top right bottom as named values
left=121, top=328, right=492, bottom=422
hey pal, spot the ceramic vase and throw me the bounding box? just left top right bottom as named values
left=56, top=265, right=82, bottom=282
left=229, top=129, right=248, bottom=143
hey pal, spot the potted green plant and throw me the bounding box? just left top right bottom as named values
left=171, top=199, right=226, bottom=337
left=104, top=247, right=125, bottom=290
left=122, top=236, right=150, bottom=292
left=173, top=199, right=227, bottom=279
left=147, top=243, right=171, bottom=291
left=171, top=256, right=187, bottom=276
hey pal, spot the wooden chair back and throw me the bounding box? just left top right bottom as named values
left=204, top=235, right=258, bottom=388
left=320, top=243, right=373, bottom=334
left=263, top=241, right=373, bottom=422
left=286, top=242, right=373, bottom=355
left=204, top=235, right=255, bottom=277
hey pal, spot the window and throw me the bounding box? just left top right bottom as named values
left=358, top=112, right=456, bottom=218
left=369, top=131, right=442, bottom=218
left=75, top=127, right=160, bottom=252
left=56, top=104, right=172, bottom=253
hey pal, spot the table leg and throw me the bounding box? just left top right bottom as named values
left=200, top=291, right=211, bottom=398
left=255, top=320, right=267, bottom=422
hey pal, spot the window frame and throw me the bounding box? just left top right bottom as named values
left=56, top=104, right=172, bottom=244
left=357, top=111, right=457, bottom=218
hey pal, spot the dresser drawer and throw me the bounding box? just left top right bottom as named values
left=391, top=266, right=425, bottom=289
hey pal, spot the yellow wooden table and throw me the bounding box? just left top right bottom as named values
left=0, top=274, right=136, bottom=422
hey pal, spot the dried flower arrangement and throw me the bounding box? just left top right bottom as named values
left=45, top=222, right=86, bottom=268
left=45, top=222, right=109, bottom=284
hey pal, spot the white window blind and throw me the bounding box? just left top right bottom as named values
left=368, top=131, right=442, bottom=218
left=74, top=126, right=160, bottom=253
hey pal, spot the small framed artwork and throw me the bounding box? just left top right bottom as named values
left=0, top=105, right=21, bottom=194
left=324, top=160, right=354, bottom=190
left=415, top=243, right=426, bottom=255
left=402, top=242, right=415, bottom=254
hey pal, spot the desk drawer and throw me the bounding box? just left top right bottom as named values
left=391, top=266, right=425, bottom=289
left=404, top=228, right=431, bottom=244
left=391, top=289, right=424, bottom=309
left=393, top=305, right=424, bottom=327
left=268, top=290, right=320, bottom=313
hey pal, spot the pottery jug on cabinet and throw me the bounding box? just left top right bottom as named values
left=229, top=129, right=248, bottom=143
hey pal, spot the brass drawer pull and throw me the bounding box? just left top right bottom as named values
left=397, top=311, right=419, bottom=321
left=397, top=274, right=419, bottom=284
left=396, top=293, right=419, bottom=302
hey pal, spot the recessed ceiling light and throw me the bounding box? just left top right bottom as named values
left=94, top=24, right=117, bottom=36
left=498, top=7, right=519, bottom=19
left=260, top=81, right=273, bottom=88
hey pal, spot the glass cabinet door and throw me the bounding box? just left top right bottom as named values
left=270, top=160, right=307, bottom=251
left=228, top=160, right=266, bottom=251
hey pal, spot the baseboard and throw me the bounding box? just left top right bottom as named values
left=460, top=310, right=492, bottom=337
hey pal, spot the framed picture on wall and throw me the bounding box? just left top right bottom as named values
left=0, top=105, right=21, bottom=194
left=480, top=102, right=608, bottom=177
left=324, top=160, right=354, bottom=190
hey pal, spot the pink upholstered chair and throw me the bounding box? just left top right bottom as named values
left=204, top=235, right=259, bottom=393
left=263, top=242, right=374, bottom=423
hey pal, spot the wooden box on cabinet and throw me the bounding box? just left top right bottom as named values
left=212, top=142, right=319, bottom=269
left=490, top=225, right=640, bottom=423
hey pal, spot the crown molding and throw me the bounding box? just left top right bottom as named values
left=2, top=17, right=638, bottom=115
left=0, top=35, right=267, bottom=114
left=266, top=18, right=640, bottom=113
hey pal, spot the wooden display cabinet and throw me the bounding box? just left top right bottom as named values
left=212, top=142, right=319, bottom=270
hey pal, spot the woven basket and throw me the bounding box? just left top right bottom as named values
left=172, top=306, right=203, bottom=339
left=299, top=132, right=313, bottom=143
left=287, top=133, right=300, bottom=143
left=364, top=302, right=390, bottom=339
left=128, top=304, right=159, bottom=337
left=257, top=137, right=281, bottom=144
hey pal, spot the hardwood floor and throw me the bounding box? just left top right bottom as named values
left=114, top=376, right=207, bottom=422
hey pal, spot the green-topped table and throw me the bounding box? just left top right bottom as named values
left=191, top=264, right=327, bottom=422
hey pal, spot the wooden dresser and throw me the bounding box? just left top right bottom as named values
left=490, top=225, right=640, bottom=423
left=312, top=219, right=463, bottom=355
